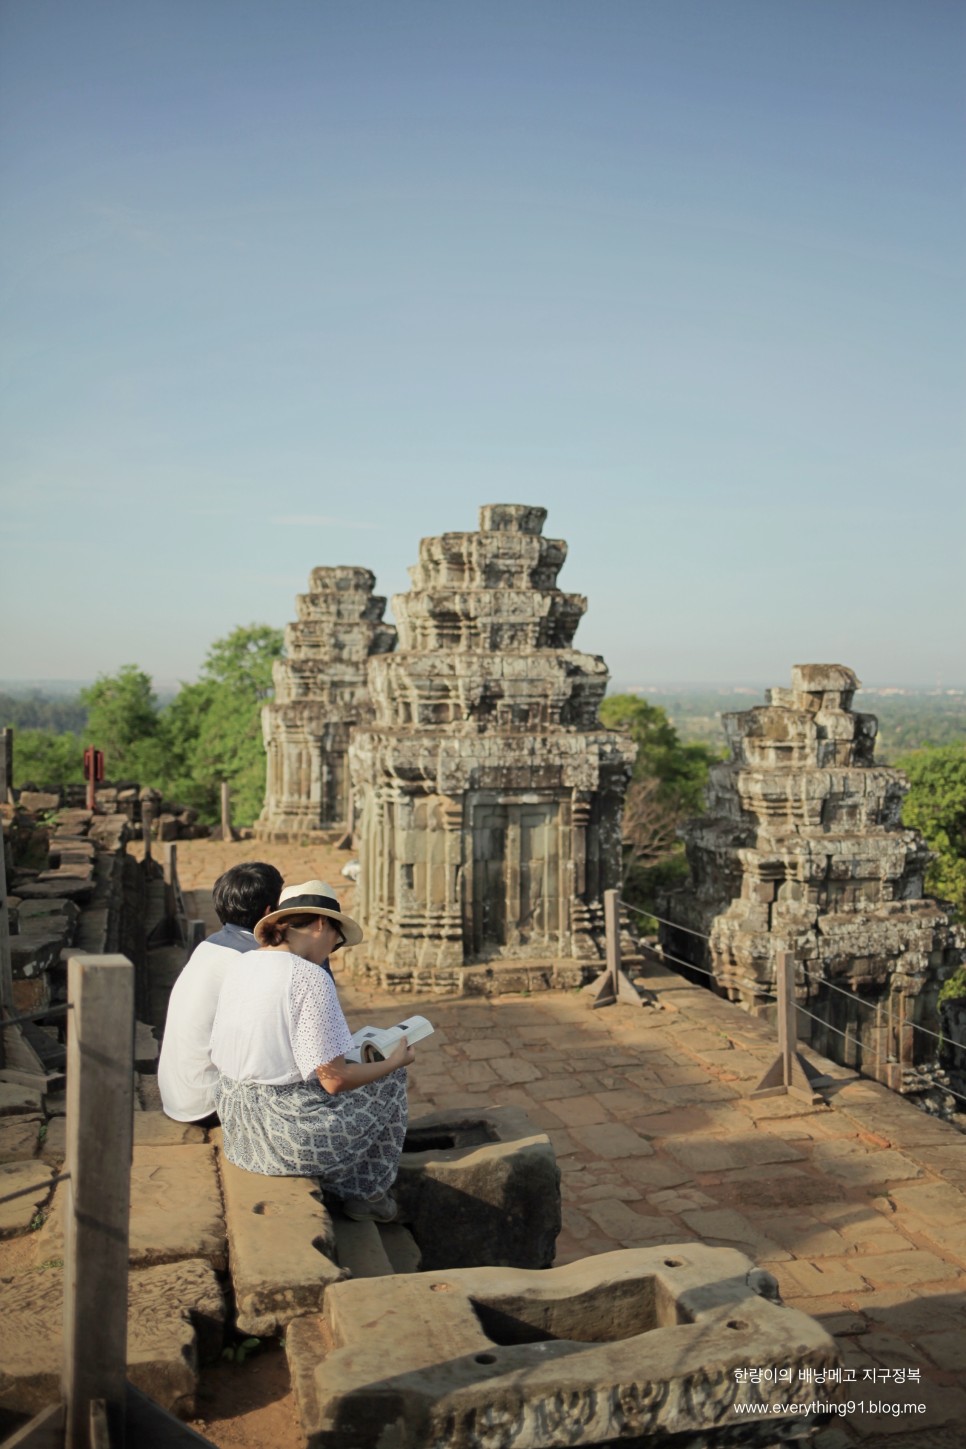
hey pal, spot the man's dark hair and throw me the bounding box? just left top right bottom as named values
left=212, top=862, right=283, bottom=930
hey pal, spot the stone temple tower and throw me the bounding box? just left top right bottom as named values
left=348, top=504, right=637, bottom=991
left=662, top=664, right=963, bottom=1082
left=257, top=567, right=396, bottom=839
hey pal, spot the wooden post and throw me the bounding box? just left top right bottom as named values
left=63, top=953, right=134, bottom=1449
left=581, top=888, right=644, bottom=1008
left=141, top=802, right=153, bottom=864
left=220, top=781, right=232, bottom=843
left=752, top=952, right=825, bottom=1103
left=0, top=727, right=13, bottom=804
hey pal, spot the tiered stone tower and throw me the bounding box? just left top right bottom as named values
left=256, top=567, right=396, bottom=839
left=662, top=664, right=963, bottom=1078
left=348, top=504, right=637, bottom=991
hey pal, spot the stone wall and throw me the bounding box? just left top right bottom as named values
left=661, top=664, right=964, bottom=1084
left=257, top=567, right=396, bottom=839
left=3, top=804, right=153, bottom=1024
left=348, top=504, right=636, bottom=992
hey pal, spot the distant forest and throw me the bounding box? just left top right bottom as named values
left=3, top=684, right=965, bottom=761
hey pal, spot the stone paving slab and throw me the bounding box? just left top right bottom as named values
left=32, top=1144, right=225, bottom=1270
left=0, top=1161, right=55, bottom=1238
left=343, top=962, right=966, bottom=1445
left=217, top=1149, right=346, bottom=1335
left=0, top=1116, right=42, bottom=1165
left=0, top=1083, right=43, bottom=1118
left=0, top=1258, right=225, bottom=1419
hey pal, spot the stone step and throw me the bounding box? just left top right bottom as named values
left=0, top=1259, right=225, bottom=1422
left=215, top=1149, right=345, bottom=1336
left=331, top=1216, right=395, bottom=1279
left=32, top=1144, right=226, bottom=1271
left=380, top=1221, right=422, bottom=1274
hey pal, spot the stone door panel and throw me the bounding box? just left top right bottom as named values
left=466, top=795, right=562, bottom=959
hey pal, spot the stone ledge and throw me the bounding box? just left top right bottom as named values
left=291, top=1245, right=838, bottom=1449
left=397, top=1106, right=561, bottom=1270
left=216, top=1150, right=346, bottom=1336
left=0, top=1258, right=225, bottom=1420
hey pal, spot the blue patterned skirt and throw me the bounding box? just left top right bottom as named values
left=216, top=1068, right=408, bottom=1199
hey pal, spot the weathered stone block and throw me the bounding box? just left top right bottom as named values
left=34, top=1145, right=226, bottom=1268
left=395, top=1106, right=560, bottom=1270
left=289, top=1245, right=838, bottom=1449
left=18, top=791, right=61, bottom=812
left=0, top=1258, right=225, bottom=1419
left=217, top=1149, right=346, bottom=1335
left=0, top=1161, right=54, bottom=1238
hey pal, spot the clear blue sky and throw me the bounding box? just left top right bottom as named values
left=2, top=0, right=963, bottom=690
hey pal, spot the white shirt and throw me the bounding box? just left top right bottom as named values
left=209, top=950, right=354, bottom=1085
left=159, top=938, right=245, bottom=1121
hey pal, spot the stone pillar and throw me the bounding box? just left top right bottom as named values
left=349, top=504, right=636, bottom=992
left=256, top=567, right=395, bottom=840
left=662, top=664, right=964, bottom=1077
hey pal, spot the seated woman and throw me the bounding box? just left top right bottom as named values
left=210, top=879, right=414, bottom=1223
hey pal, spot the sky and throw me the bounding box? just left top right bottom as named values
left=1, top=0, right=964, bottom=691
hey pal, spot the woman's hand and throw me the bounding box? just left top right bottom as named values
left=315, top=1039, right=413, bottom=1095
left=386, top=1035, right=416, bottom=1070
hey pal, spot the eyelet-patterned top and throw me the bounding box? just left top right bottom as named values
left=210, top=950, right=354, bottom=1085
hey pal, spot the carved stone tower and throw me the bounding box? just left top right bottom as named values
left=662, top=664, right=963, bottom=1081
left=348, top=504, right=636, bottom=991
left=257, top=567, right=395, bottom=839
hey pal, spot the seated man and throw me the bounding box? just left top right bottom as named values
left=159, top=861, right=283, bottom=1123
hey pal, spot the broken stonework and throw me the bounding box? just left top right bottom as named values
left=663, top=665, right=964, bottom=1081
left=217, top=1149, right=347, bottom=1335
left=32, top=1144, right=225, bottom=1270
left=257, top=566, right=396, bottom=838
left=0, top=1258, right=224, bottom=1420
left=348, top=504, right=636, bottom=991
left=396, top=1107, right=561, bottom=1270
left=287, top=1245, right=837, bottom=1449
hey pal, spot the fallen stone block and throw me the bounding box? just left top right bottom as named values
left=133, top=1112, right=206, bottom=1148
left=0, top=1115, right=42, bottom=1165
left=0, top=1161, right=55, bottom=1238
left=52, top=809, right=93, bottom=834
left=0, top=1258, right=225, bottom=1420
left=10, top=931, right=65, bottom=980
left=18, top=791, right=61, bottom=812
left=14, top=877, right=94, bottom=904
left=289, top=1245, right=838, bottom=1449
left=0, top=1083, right=44, bottom=1118
left=32, top=1144, right=226, bottom=1269
left=217, top=1150, right=346, bottom=1335
left=396, top=1106, right=560, bottom=1269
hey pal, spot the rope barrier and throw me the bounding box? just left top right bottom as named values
left=622, top=901, right=714, bottom=943
left=640, top=943, right=776, bottom=1002
left=623, top=900, right=956, bottom=1056
left=794, top=964, right=949, bottom=1047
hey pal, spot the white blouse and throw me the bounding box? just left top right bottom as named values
left=210, top=950, right=354, bottom=1086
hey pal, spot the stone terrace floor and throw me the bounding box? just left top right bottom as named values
left=173, top=840, right=966, bottom=1449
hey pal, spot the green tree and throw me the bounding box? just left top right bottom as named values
left=80, top=665, right=165, bottom=780
left=897, top=744, right=966, bottom=920
left=600, top=693, right=719, bottom=915
left=161, top=624, right=283, bottom=826
left=11, top=730, right=86, bottom=789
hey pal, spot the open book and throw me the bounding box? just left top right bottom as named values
left=345, top=1015, right=435, bottom=1064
